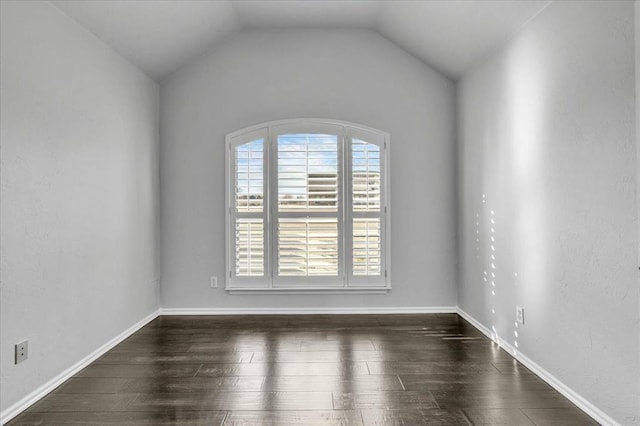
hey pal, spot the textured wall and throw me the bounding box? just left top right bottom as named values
left=457, top=1, right=638, bottom=423
left=0, top=1, right=160, bottom=414
left=160, top=29, right=457, bottom=309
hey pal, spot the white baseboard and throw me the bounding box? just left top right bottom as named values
left=0, top=309, right=160, bottom=425
left=456, top=307, right=619, bottom=426
left=160, top=306, right=457, bottom=315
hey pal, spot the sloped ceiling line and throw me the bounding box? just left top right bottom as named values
left=50, top=0, right=552, bottom=82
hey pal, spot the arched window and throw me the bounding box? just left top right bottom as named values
left=226, top=119, right=390, bottom=292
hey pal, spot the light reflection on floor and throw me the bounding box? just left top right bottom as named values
left=10, top=315, right=598, bottom=425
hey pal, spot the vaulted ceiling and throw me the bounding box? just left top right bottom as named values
left=50, top=0, right=551, bottom=82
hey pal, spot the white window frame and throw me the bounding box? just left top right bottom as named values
left=225, top=119, right=390, bottom=294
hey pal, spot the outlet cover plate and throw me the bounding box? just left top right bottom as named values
left=15, top=340, right=28, bottom=364
left=516, top=306, right=525, bottom=325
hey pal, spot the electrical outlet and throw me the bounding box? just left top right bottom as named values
left=210, top=276, right=218, bottom=288
left=15, top=340, right=28, bottom=364
left=516, top=306, right=525, bottom=325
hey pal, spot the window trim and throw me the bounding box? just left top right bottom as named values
left=225, top=118, right=391, bottom=293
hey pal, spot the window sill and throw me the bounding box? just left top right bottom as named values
left=225, top=286, right=391, bottom=295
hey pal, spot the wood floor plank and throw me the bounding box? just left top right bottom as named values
left=197, top=362, right=369, bottom=377
left=299, top=340, right=376, bottom=351
left=75, top=363, right=202, bottom=378
left=129, top=391, right=334, bottom=411
left=189, top=342, right=301, bottom=352
left=260, top=375, right=404, bottom=392
left=95, top=351, right=254, bottom=364
left=28, top=394, right=137, bottom=412
left=251, top=350, right=348, bottom=363
left=433, top=390, right=575, bottom=409
left=8, top=411, right=228, bottom=425
left=333, top=390, right=439, bottom=410
left=367, top=361, right=499, bottom=375
left=52, top=378, right=131, bottom=394
left=360, top=408, right=472, bottom=425
left=108, top=342, right=192, bottom=353
left=521, top=408, right=600, bottom=425
left=123, top=376, right=265, bottom=393
left=463, top=408, right=535, bottom=425
left=491, top=360, right=535, bottom=375
left=249, top=348, right=507, bottom=363
left=399, top=374, right=553, bottom=392
left=223, top=410, right=363, bottom=425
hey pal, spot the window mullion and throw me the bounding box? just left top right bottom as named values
left=262, top=134, right=270, bottom=288
left=228, top=129, right=268, bottom=285
left=269, top=130, right=277, bottom=288
left=343, top=133, right=352, bottom=287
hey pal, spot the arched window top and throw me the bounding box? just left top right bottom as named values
left=226, top=118, right=389, bottom=146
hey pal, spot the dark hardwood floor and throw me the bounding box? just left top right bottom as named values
left=8, top=314, right=597, bottom=425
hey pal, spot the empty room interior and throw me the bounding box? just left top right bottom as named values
left=1, top=0, right=639, bottom=425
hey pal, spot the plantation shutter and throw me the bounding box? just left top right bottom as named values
left=346, top=127, right=387, bottom=286
left=272, top=123, right=344, bottom=287
left=227, top=128, right=270, bottom=288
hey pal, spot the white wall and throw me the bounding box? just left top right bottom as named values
left=457, top=1, right=638, bottom=424
left=636, top=0, right=640, bottom=331
left=0, top=0, right=160, bottom=414
left=160, top=29, right=456, bottom=309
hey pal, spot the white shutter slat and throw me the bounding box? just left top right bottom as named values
left=352, top=214, right=381, bottom=277
left=235, top=218, right=264, bottom=276
left=352, top=139, right=381, bottom=213
left=235, top=140, right=264, bottom=213
left=278, top=218, right=338, bottom=276
left=232, top=136, right=266, bottom=279
left=351, top=211, right=382, bottom=276
left=277, top=134, right=339, bottom=213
